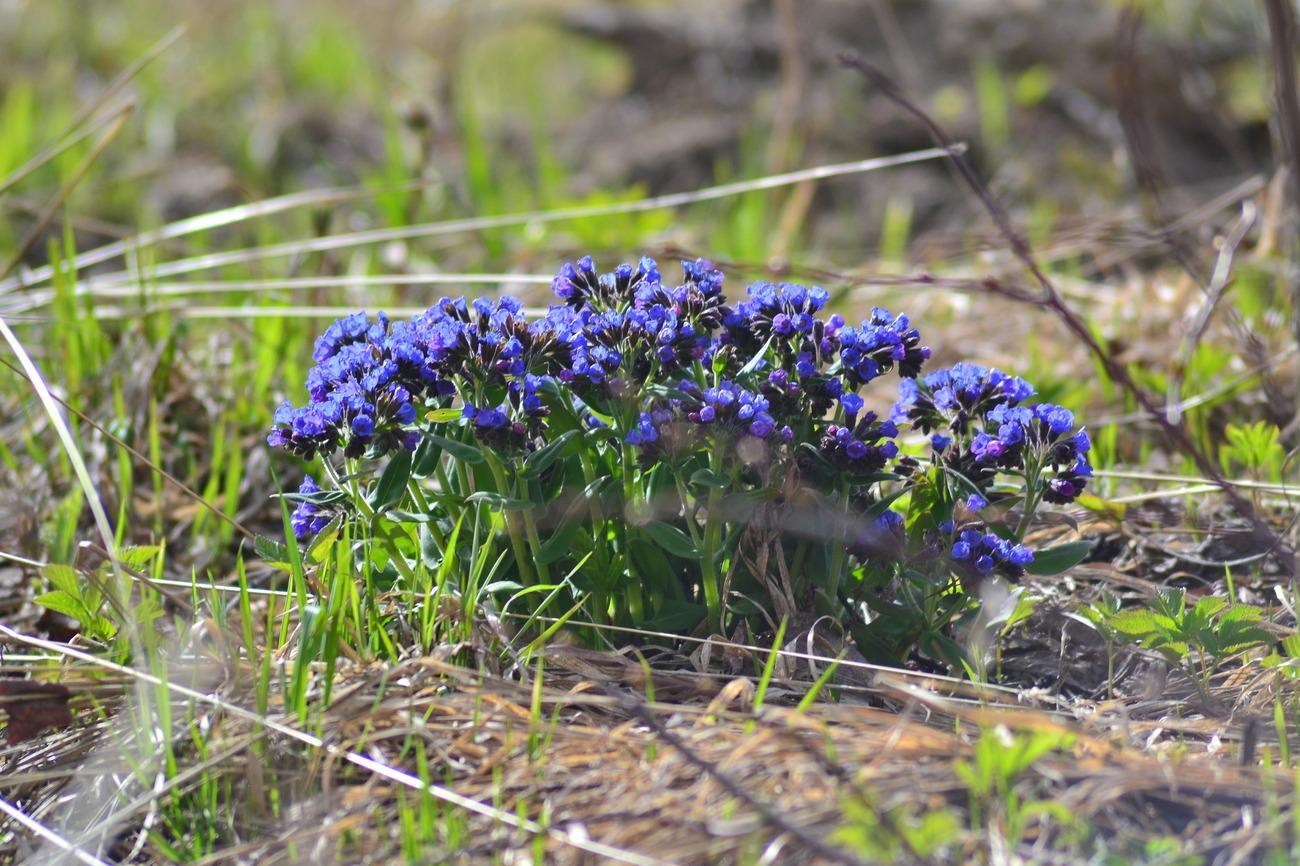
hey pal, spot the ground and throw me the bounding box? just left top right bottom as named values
left=0, top=1, right=1298, bottom=864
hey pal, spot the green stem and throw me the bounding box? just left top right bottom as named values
left=577, top=448, right=611, bottom=622
left=826, top=483, right=851, bottom=604
left=700, top=448, right=725, bottom=633
left=671, top=470, right=705, bottom=550
left=407, top=479, right=447, bottom=553
left=485, top=453, right=535, bottom=586
left=1015, top=461, right=1042, bottom=539
left=619, top=441, right=644, bottom=623
left=516, top=470, right=551, bottom=586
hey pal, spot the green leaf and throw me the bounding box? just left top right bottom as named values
left=418, top=522, right=442, bottom=570
left=425, top=407, right=463, bottom=423
left=465, top=491, right=534, bottom=511
left=535, top=496, right=590, bottom=565
left=628, top=539, right=674, bottom=593
left=1076, top=493, right=1126, bottom=522
left=689, top=468, right=730, bottom=489
left=481, top=580, right=526, bottom=595
left=254, top=535, right=292, bottom=570
left=537, top=520, right=584, bottom=565
left=42, top=563, right=80, bottom=596
left=117, top=545, right=162, bottom=570
left=641, top=521, right=701, bottom=560
left=411, top=436, right=444, bottom=478
left=1106, top=609, right=1162, bottom=638
left=424, top=433, right=485, bottom=465
left=305, top=515, right=342, bottom=564
left=1193, top=596, right=1228, bottom=620
left=640, top=600, right=707, bottom=632
left=35, top=590, right=92, bottom=623
left=1024, top=540, right=1092, bottom=575
left=522, top=430, right=578, bottom=479
left=369, top=448, right=414, bottom=514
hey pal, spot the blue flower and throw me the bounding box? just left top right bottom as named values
left=837, top=308, right=930, bottom=387
left=840, top=392, right=865, bottom=418
left=816, top=411, right=899, bottom=473
left=626, top=413, right=660, bottom=445
left=943, top=521, right=1035, bottom=581
left=289, top=476, right=333, bottom=539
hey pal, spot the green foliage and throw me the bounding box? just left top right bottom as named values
left=1106, top=588, right=1273, bottom=689
left=1219, top=420, right=1286, bottom=483
left=955, top=726, right=1078, bottom=851
left=834, top=791, right=963, bottom=863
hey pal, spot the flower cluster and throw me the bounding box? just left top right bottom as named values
left=268, top=313, right=443, bottom=459
left=817, top=409, right=899, bottom=474
left=945, top=523, right=1035, bottom=584
left=837, top=307, right=930, bottom=387
left=723, top=281, right=831, bottom=351
left=270, top=255, right=1094, bottom=648
left=892, top=362, right=1092, bottom=503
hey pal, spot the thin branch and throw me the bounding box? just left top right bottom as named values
left=1263, top=0, right=1300, bottom=353
left=838, top=52, right=1295, bottom=578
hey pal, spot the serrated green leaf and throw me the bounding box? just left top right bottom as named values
left=35, top=590, right=91, bottom=623
left=1193, top=596, right=1228, bottom=619
left=1106, top=609, right=1162, bottom=637
left=118, top=545, right=162, bottom=570
left=42, top=563, right=80, bottom=596
left=1219, top=604, right=1264, bottom=623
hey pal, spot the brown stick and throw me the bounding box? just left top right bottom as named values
left=838, top=53, right=1296, bottom=579
left=1263, top=0, right=1300, bottom=368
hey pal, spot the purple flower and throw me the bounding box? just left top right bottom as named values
left=289, top=476, right=333, bottom=539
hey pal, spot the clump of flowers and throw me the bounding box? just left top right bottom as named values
left=267, top=256, right=1093, bottom=669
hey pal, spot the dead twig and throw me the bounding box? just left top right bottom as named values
left=837, top=52, right=1296, bottom=579
left=1263, top=0, right=1300, bottom=353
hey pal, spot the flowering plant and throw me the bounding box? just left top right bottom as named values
left=267, top=256, right=1092, bottom=666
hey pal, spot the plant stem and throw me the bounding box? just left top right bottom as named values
left=577, top=447, right=612, bottom=623
left=615, top=440, right=646, bottom=623
left=516, top=469, right=551, bottom=586
left=407, top=479, right=447, bottom=552
left=826, top=483, right=851, bottom=604
left=700, top=448, right=725, bottom=633
left=1014, top=459, right=1042, bottom=539
left=484, top=453, right=535, bottom=586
